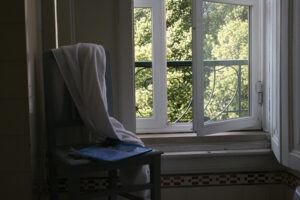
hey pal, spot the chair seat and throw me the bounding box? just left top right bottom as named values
left=53, top=146, right=163, bottom=170
left=51, top=147, right=162, bottom=199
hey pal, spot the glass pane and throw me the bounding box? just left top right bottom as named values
left=166, top=0, right=192, bottom=123
left=202, top=2, right=250, bottom=122
left=134, top=8, right=154, bottom=118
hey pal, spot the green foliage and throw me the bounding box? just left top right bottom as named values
left=212, top=20, right=248, bottom=60
left=167, top=67, right=192, bottom=122
left=166, top=0, right=192, bottom=122
left=134, top=8, right=152, bottom=61
left=204, top=3, right=249, bottom=120
left=134, top=8, right=153, bottom=117
left=134, top=0, right=250, bottom=123
left=166, top=0, right=192, bottom=61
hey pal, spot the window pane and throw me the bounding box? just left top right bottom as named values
left=134, top=8, right=154, bottom=118
left=202, top=2, right=250, bottom=122
left=166, top=0, right=192, bottom=123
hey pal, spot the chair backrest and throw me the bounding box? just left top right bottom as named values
left=43, top=48, right=113, bottom=148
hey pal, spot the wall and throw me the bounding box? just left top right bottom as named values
left=160, top=171, right=299, bottom=200
left=162, top=185, right=293, bottom=200
left=0, top=1, right=32, bottom=199
left=25, top=0, right=46, bottom=198
left=55, top=171, right=297, bottom=200
left=56, top=0, right=136, bottom=131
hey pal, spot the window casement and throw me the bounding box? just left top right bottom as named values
left=134, top=0, right=263, bottom=134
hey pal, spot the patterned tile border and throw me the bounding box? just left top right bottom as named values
left=161, top=171, right=300, bottom=188
left=57, top=177, right=109, bottom=193
left=52, top=171, right=300, bottom=193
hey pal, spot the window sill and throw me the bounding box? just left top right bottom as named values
left=140, top=131, right=271, bottom=152
left=140, top=131, right=283, bottom=174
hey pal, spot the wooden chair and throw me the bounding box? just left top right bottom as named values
left=43, top=49, right=162, bottom=200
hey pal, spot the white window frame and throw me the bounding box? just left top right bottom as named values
left=194, top=0, right=263, bottom=135
left=264, top=0, right=281, bottom=161
left=134, top=0, right=169, bottom=131
left=280, top=0, right=300, bottom=171
left=134, top=0, right=263, bottom=134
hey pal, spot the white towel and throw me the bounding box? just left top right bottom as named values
left=52, top=43, right=150, bottom=200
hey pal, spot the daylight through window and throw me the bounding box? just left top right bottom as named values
left=134, top=0, right=262, bottom=134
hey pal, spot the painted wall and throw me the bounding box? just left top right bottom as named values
left=56, top=0, right=136, bottom=132
left=161, top=185, right=293, bottom=200
left=0, top=1, right=32, bottom=199
left=25, top=0, right=46, bottom=198
left=80, top=185, right=294, bottom=200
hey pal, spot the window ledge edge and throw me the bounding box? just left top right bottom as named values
left=141, top=131, right=271, bottom=153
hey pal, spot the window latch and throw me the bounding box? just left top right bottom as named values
left=256, top=81, right=263, bottom=105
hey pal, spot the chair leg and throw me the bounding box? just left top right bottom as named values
left=67, top=169, right=80, bottom=200
left=108, top=170, right=118, bottom=200
left=150, top=156, right=161, bottom=200
left=48, top=161, right=59, bottom=200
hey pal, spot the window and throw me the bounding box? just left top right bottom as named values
left=134, top=0, right=262, bottom=134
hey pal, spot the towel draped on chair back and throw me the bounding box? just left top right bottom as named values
left=51, top=43, right=143, bottom=146
left=43, top=45, right=113, bottom=146
left=44, top=50, right=88, bottom=146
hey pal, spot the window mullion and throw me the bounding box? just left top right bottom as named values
left=249, top=0, right=262, bottom=126
left=134, top=0, right=153, bottom=8
left=192, top=0, right=204, bottom=135
left=152, top=0, right=167, bottom=128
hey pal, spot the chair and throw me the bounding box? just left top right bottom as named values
left=43, top=49, right=162, bottom=200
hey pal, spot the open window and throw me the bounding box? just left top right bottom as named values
left=134, top=0, right=262, bottom=134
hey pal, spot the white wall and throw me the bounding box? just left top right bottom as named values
left=0, top=1, right=33, bottom=199
left=56, top=0, right=136, bottom=131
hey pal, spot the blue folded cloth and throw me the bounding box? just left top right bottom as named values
left=69, top=140, right=152, bottom=161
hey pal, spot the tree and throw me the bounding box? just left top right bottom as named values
left=134, top=8, right=153, bottom=118
left=204, top=6, right=249, bottom=120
